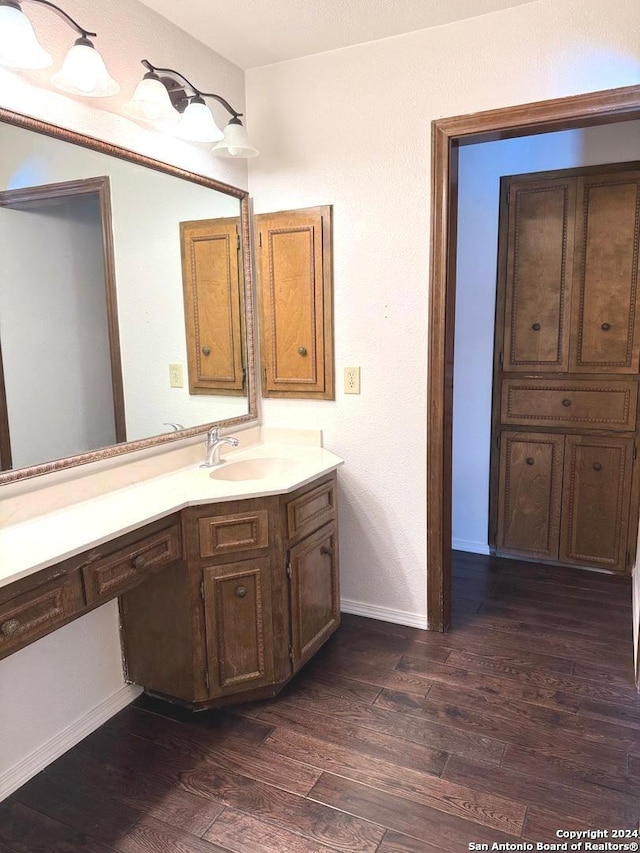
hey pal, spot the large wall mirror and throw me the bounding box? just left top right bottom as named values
left=0, top=108, right=257, bottom=485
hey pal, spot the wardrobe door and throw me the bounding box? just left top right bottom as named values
left=502, top=178, right=576, bottom=373
left=559, top=435, right=633, bottom=573
left=570, top=170, right=640, bottom=374
left=496, top=432, right=564, bottom=560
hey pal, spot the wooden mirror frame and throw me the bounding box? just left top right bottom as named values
left=0, top=107, right=257, bottom=486
left=427, top=83, right=640, bottom=632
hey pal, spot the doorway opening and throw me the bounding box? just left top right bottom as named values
left=426, top=84, right=640, bottom=634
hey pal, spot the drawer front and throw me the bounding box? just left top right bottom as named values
left=83, top=524, right=181, bottom=604
left=0, top=575, right=78, bottom=657
left=199, top=510, right=269, bottom=558
left=501, top=379, right=638, bottom=431
left=286, top=478, right=336, bottom=541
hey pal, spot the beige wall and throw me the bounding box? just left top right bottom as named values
left=246, top=0, right=640, bottom=626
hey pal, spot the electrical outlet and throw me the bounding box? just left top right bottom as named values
left=344, top=366, right=361, bottom=394
left=169, top=363, right=184, bottom=388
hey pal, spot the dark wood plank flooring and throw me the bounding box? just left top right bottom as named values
left=2, top=551, right=639, bottom=851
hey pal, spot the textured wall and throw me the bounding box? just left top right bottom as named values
left=246, top=0, right=640, bottom=625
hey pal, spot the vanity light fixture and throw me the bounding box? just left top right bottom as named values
left=124, top=60, right=258, bottom=158
left=0, top=0, right=119, bottom=96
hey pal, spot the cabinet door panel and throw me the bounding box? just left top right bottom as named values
left=559, top=435, right=633, bottom=572
left=496, top=432, right=564, bottom=560
left=203, top=558, right=274, bottom=696
left=289, top=522, right=339, bottom=669
left=503, top=179, right=575, bottom=372
left=570, top=171, right=640, bottom=373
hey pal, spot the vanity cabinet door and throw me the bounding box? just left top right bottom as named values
left=203, top=558, right=275, bottom=697
left=288, top=521, right=339, bottom=670
left=180, top=217, right=246, bottom=395
left=256, top=206, right=334, bottom=399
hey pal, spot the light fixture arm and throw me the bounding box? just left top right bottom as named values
left=141, top=59, right=242, bottom=119
left=3, top=0, right=97, bottom=38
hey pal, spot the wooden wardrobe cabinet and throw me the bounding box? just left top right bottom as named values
left=120, top=472, right=340, bottom=708
left=491, top=163, right=640, bottom=574
left=180, top=217, right=246, bottom=396
left=255, top=206, right=334, bottom=400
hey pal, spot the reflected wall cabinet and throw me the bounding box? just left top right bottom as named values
left=180, top=217, right=246, bottom=396
left=255, top=206, right=334, bottom=400
left=490, top=163, right=640, bottom=574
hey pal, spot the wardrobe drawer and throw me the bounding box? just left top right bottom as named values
left=286, top=476, right=336, bottom=541
left=501, top=379, right=638, bottom=431
left=83, top=523, right=182, bottom=604
left=0, top=572, right=82, bottom=658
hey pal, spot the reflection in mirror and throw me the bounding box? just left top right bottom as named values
left=0, top=112, right=256, bottom=483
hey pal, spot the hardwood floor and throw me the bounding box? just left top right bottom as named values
left=2, top=552, right=639, bottom=852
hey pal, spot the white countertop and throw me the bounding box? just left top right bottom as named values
left=0, top=441, right=343, bottom=589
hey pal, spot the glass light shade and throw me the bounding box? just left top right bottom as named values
left=212, top=121, right=259, bottom=158
left=175, top=99, right=223, bottom=143
left=52, top=40, right=119, bottom=97
left=123, top=76, right=178, bottom=123
left=0, top=4, right=52, bottom=69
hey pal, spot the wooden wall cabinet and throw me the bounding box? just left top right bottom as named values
left=180, top=217, right=246, bottom=396
left=121, top=472, right=340, bottom=708
left=491, top=163, right=640, bottom=574
left=255, top=206, right=334, bottom=400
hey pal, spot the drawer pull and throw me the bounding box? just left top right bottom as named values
left=298, top=346, right=308, bottom=356
left=133, top=555, right=147, bottom=569
left=531, top=322, right=541, bottom=331
left=1, top=618, right=21, bottom=638
left=601, top=323, right=611, bottom=331
left=525, top=457, right=535, bottom=466
left=593, top=462, right=602, bottom=472
left=202, top=346, right=211, bottom=356
left=235, top=585, right=248, bottom=598
left=562, top=398, right=572, bottom=407
left=320, top=545, right=334, bottom=557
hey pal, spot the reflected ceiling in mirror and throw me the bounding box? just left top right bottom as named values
left=0, top=108, right=256, bottom=485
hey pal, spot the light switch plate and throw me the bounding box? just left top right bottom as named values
left=169, top=363, right=184, bottom=388
left=344, top=366, right=361, bottom=394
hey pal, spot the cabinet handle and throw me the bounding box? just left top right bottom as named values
left=562, top=399, right=572, bottom=407
left=601, top=323, right=611, bottom=331
left=297, top=346, right=308, bottom=356
left=525, top=457, right=535, bottom=466
left=133, top=555, right=146, bottom=569
left=1, top=618, right=21, bottom=638
left=320, top=545, right=334, bottom=557
left=202, top=346, right=211, bottom=356
left=235, top=585, right=248, bottom=598
left=531, top=323, right=541, bottom=331
left=593, top=462, right=602, bottom=472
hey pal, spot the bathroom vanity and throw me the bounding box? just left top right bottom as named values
left=0, top=440, right=342, bottom=709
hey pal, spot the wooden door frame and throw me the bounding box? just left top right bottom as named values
left=427, top=83, right=640, bottom=632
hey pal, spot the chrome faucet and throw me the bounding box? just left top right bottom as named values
left=202, top=427, right=240, bottom=467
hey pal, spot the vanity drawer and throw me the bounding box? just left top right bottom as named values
left=199, top=510, right=269, bottom=558
left=0, top=572, right=83, bottom=658
left=286, top=476, right=336, bottom=541
left=501, top=379, right=638, bottom=431
left=83, top=522, right=182, bottom=605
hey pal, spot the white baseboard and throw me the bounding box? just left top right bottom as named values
left=452, top=538, right=490, bottom=556
left=0, top=683, right=142, bottom=802
left=341, top=598, right=428, bottom=630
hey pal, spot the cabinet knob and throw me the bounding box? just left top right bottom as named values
left=235, top=585, right=248, bottom=598
left=1, top=618, right=21, bottom=638
left=133, top=555, right=146, bottom=569
left=601, top=323, right=611, bottom=331
left=562, top=399, right=572, bottom=407
left=297, top=346, right=308, bottom=356
left=531, top=323, right=541, bottom=331
left=202, top=346, right=211, bottom=356
left=525, top=457, right=535, bottom=466
left=320, top=545, right=334, bottom=557
left=593, top=462, right=602, bottom=471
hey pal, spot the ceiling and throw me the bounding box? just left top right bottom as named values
left=137, top=0, right=539, bottom=70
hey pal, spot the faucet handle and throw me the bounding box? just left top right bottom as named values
left=207, top=427, right=220, bottom=444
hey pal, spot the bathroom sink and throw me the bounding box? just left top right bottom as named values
left=209, top=457, right=301, bottom=481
